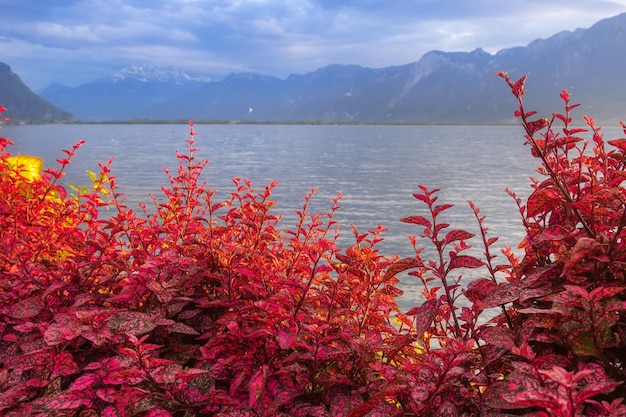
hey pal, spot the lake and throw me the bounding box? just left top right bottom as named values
left=3, top=123, right=542, bottom=310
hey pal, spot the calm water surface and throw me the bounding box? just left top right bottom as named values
left=5, top=123, right=543, bottom=309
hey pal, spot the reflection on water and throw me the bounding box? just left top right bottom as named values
left=5, top=123, right=579, bottom=310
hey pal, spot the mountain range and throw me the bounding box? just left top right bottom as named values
left=3, top=12, right=626, bottom=124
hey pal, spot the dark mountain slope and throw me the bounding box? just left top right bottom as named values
left=0, top=63, right=72, bottom=123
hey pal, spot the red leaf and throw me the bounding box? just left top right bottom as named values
left=102, top=405, right=124, bottom=417
left=104, top=369, right=145, bottom=385
left=9, top=297, right=45, bottom=319
left=480, top=326, right=515, bottom=350
left=265, top=372, right=299, bottom=408
left=400, top=215, right=431, bottom=229
left=554, top=285, right=589, bottom=305
left=330, top=392, right=363, bottom=416
left=554, top=135, right=584, bottom=149
left=277, top=321, right=298, bottom=349
left=413, top=298, right=440, bottom=339
left=384, top=257, right=424, bottom=280
left=533, top=225, right=568, bottom=243
left=503, top=389, right=556, bottom=410
left=145, top=410, right=174, bottom=417
left=568, top=329, right=601, bottom=358
left=527, top=118, right=549, bottom=135
left=521, top=264, right=560, bottom=288
left=525, top=110, right=538, bottom=118
left=512, top=75, right=527, bottom=97
left=432, top=203, right=453, bottom=218
left=482, top=283, right=521, bottom=308
left=249, top=365, right=269, bottom=407
left=289, top=403, right=331, bottom=417
left=464, top=278, right=497, bottom=304
left=55, top=158, right=70, bottom=167
left=44, top=320, right=82, bottom=346
left=589, top=286, right=626, bottom=303
left=448, top=255, right=484, bottom=271
left=526, top=187, right=561, bottom=217
left=68, top=373, right=100, bottom=391
left=32, top=392, right=93, bottom=410
left=573, top=364, right=623, bottom=404
left=106, top=312, right=157, bottom=335
left=575, top=380, right=622, bottom=404
left=412, top=191, right=432, bottom=204
left=52, top=352, right=78, bottom=377
left=608, top=301, right=626, bottom=312
left=151, top=364, right=184, bottom=384
left=564, top=127, right=586, bottom=135
left=167, top=322, right=200, bottom=335
left=444, top=229, right=474, bottom=245
left=608, top=138, right=626, bottom=152
left=434, top=222, right=450, bottom=235
left=484, top=370, right=548, bottom=410
left=174, top=368, right=210, bottom=383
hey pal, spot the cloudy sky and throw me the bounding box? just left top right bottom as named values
left=2, top=0, right=626, bottom=91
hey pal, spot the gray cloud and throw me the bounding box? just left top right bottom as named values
left=1, top=0, right=626, bottom=90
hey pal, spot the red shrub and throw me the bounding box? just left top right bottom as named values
left=0, top=113, right=413, bottom=416
left=475, top=73, right=626, bottom=416
left=1, top=73, right=626, bottom=416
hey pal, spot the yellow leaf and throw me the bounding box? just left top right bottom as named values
left=7, top=155, right=43, bottom=181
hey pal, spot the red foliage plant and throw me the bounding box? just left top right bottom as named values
left=1, top=72, right=626, bottom=416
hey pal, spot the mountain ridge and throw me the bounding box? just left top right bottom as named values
left=7, top=12, right=626, bottom=123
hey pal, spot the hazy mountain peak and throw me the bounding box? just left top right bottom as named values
left=109, top=65, right=195, bottom=84
left=224, top=72, right=280, bottom=82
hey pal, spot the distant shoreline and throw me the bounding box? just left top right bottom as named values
left=2, top=119, right=520, bottom=127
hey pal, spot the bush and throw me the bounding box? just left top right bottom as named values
left=0, top=75, right=625, bottom=416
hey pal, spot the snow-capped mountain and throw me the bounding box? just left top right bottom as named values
left=39, top=65, right=207, bottom=120
left=107, top=65, right=200, bottom=84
